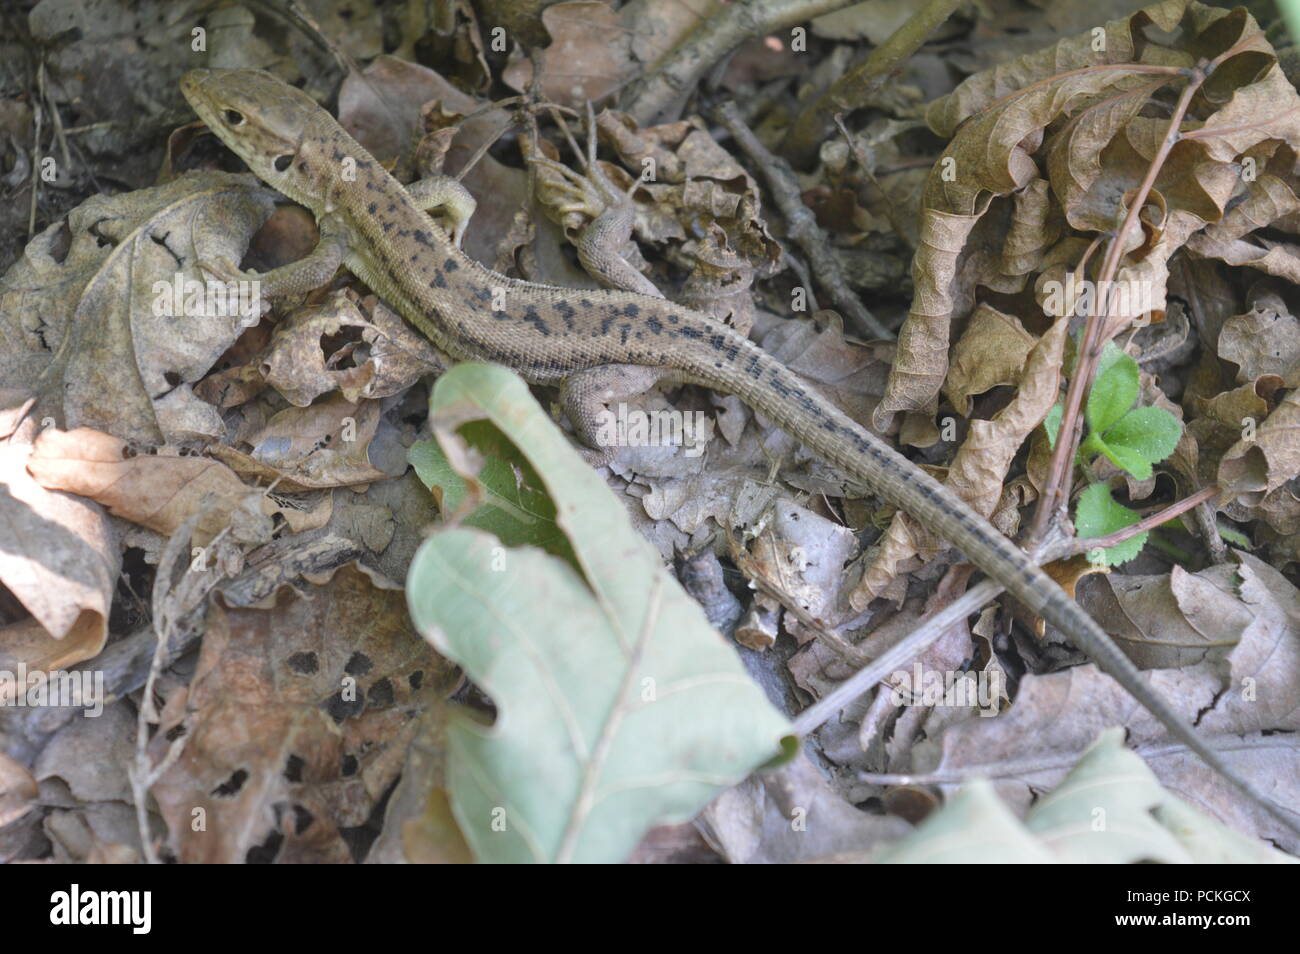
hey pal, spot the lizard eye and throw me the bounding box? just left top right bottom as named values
left=223, top=109, right=245, bottom=126
left=273, top=155, right=292, bottom=172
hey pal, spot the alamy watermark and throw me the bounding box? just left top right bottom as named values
left=888, top=663, right=1003, bottom=718
left=152, top=271, right=261, bottom=324
left=0, top=664, right=104, bottom=717
left=593, top=403, right=713, bottom=458
left=1041, top=277, right=1156, bottom=320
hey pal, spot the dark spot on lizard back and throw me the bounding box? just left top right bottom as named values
left=444, top=258, right=459, bottom=272
left=553, top=301, right=576, bottom=330
left=367, top=202, right=377, bottom=214
left=521, top=306, right=550, bottom=336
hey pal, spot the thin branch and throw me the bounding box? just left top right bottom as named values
left=1067, top=485, right=1219, bottom=556
left=715, top=100, right=893, bottom=339
left=792, top=537, right=1076, bottom=735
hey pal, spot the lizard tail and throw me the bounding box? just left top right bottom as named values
left=677, top=336, right=1300, bottom=839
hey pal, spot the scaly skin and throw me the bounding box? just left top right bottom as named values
left=181, top=68, right=1296, bottom=836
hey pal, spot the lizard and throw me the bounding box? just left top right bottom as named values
left=179, top=68, right=1298, bottom=838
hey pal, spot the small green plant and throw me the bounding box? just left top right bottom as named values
left=1044, top=343, right=1183, bottom=566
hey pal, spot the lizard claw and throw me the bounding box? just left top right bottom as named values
left=196, top=256, right=247, bottom=286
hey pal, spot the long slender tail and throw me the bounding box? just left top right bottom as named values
left=681, top=339, right=1299, bottom=838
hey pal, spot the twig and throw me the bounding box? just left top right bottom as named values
left=715, top=100, right=893, bottom=339
left=27, top=59, right=44, bottom=239
left=1066, top=485, right=1219, bottom=557
left=792, top=537, right=1075, bottom=735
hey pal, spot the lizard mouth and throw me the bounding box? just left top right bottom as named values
left=179, top=70, right=220, bottom=132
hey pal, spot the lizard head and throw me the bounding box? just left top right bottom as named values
left=181, top=68, right=339, bottom=215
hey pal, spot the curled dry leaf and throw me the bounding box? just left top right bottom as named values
left=211, top=395, right=400, bottom=491
left=1078, top=563, right=1256, bottom=671
left=944, top=303, right=1038, bottom=416
left=877, top=0, right=1300, bottom=427
left=261, top=295, right=444, bottom=407
left=1218, top=387, right=1300, bottom=505
left=850, top=309, right=1069, bottom=608
left=0, top=424, right=116, bottom=680
left=1217, top=290, right=1300, bottom=388
left=730, top=500, right=861, bottom=645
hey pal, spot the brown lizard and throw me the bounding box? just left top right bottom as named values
left=180, top=68, right=1297, bottom=837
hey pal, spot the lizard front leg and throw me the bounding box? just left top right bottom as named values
left=198, top=211, right=349, bottom=305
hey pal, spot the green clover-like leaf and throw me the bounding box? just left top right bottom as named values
left=1044, top=402, right=1063, bottom=448
left=1085, top=344, right=1139, bottom=435
left=1075, top=481, right=1146, bottom=566
left=1100, top=442, right=1153, bottom=481
left=1102, top=405, right=1181, bottom=466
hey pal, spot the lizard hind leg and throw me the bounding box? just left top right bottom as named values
left=405, top=175, right=477, bottom=247
left=560, top=364, right=675, bottom=466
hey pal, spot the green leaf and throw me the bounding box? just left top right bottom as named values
left=1282, top=0, right=1300, bottom=48
left=878, top=730, right=1297, bottom=863
left=406, top=364, right=792, bottom=864
left=1217, top=522, right=1253, bottom=550
left=1085, top=344, right=1139, bottom=434
left=1103, top=405, right=1182, bottom=465
left=1075, top=481, right=1146, bottom=566
left=409, top=422, right=573, bottom=558
left=1043, top=402, right=1063, bottom=448
left=1100, top=442, right=1153, bottom=481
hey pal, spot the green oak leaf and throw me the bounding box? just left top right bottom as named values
left=880, top=731, right=1296, bottom=863
left=409, top=420, right=573, bottom=558
left=406, top=363, right=793, bottom=864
